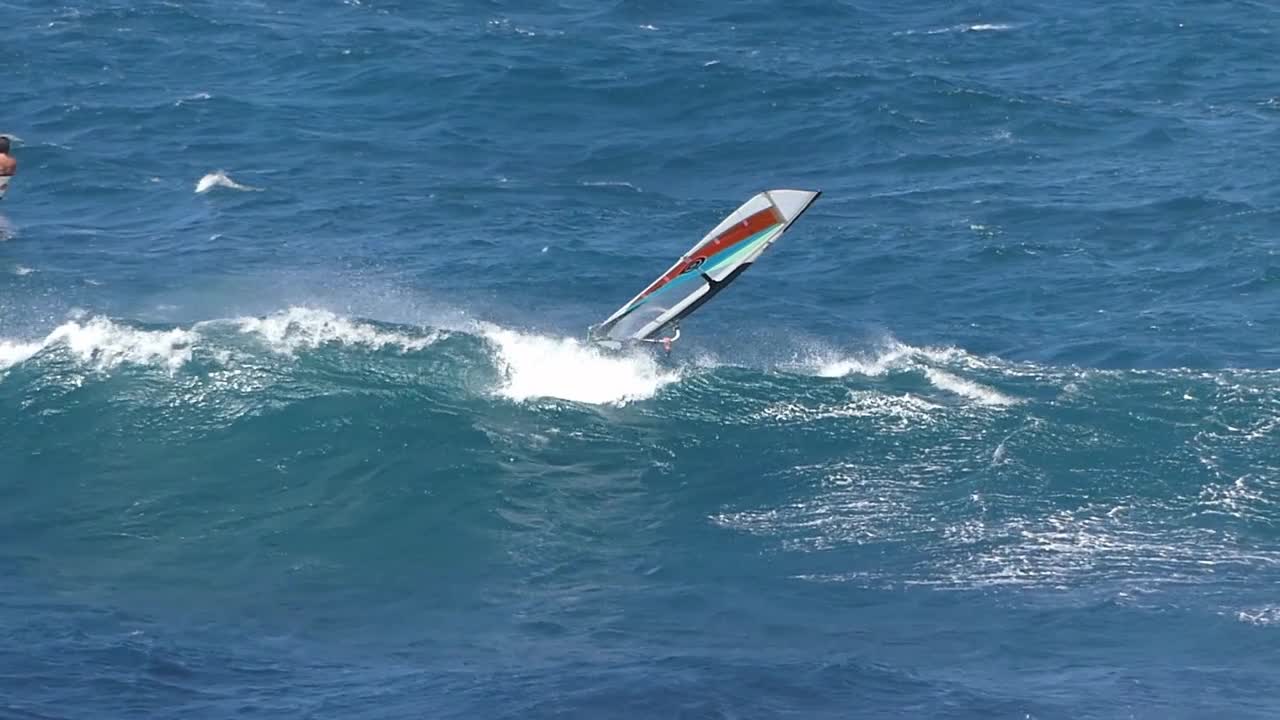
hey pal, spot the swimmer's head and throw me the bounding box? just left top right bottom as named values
left=0, top=137, right=9, bottom=154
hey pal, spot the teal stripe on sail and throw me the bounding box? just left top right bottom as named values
left=703, top=225, right=783, bottom=278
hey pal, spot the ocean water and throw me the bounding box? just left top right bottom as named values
left=3, top=1, right=1280, bottom=717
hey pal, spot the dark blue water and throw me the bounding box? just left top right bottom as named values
left=4, top=2, right=1280, bottom=718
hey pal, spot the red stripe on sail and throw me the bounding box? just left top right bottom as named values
left=635, top=206, right=781, bottom=301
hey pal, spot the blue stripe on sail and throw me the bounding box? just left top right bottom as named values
left=622, top=264, right=706, bottom=313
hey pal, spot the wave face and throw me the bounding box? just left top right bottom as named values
left=5, top=0, right=1280, bottom=717
left=4, top=309, right=1280, bottom=717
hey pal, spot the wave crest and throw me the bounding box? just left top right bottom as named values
left=480, top=324, right=679, bottom=406
left=1, top=317, right=197, bottom=374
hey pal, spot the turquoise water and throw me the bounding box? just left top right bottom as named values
left=3, top=2, right=1280, bottom=717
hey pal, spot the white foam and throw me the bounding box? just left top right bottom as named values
left=756, top=392, right=941, bottom=428
left=0, top=340, right=42, bottom=371
left=174, top=92, right=211, bottom=107
left=711, top=462, right=927, bottom=551
left=1197, top=473, right=1278, bottom=520
left=741, top=490, right=1280, bottom=593
left=795, top=340, right=1017, bottom=405
left=487, top=18, right=541, bottom=37
left=810, top=344, right=916, bottom=377
left=924, top=22, right=1015, bottom=34
left=195, top=171, right=260, bottom=194
left=580, top=180, right=642, bottom=192
left=13, top=265, right=34, bottom=276
left=804, top=340, right=978, bottom=379
left=921, top=500, right=1280, bottom=592
left=480, top=324, right=679, bottom=406
left=0, top=317, right=197, bottom=374
left=1237, top=607, right=1280, bottom=627
left=923, top=368, right=1017, bottom=406
left=235, top=307, right=437, bottom=356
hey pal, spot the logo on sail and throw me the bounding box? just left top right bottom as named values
left=680, top=257, right=706, bottom=274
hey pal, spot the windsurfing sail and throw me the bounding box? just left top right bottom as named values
left=589, top=189, right=820, bottom=343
